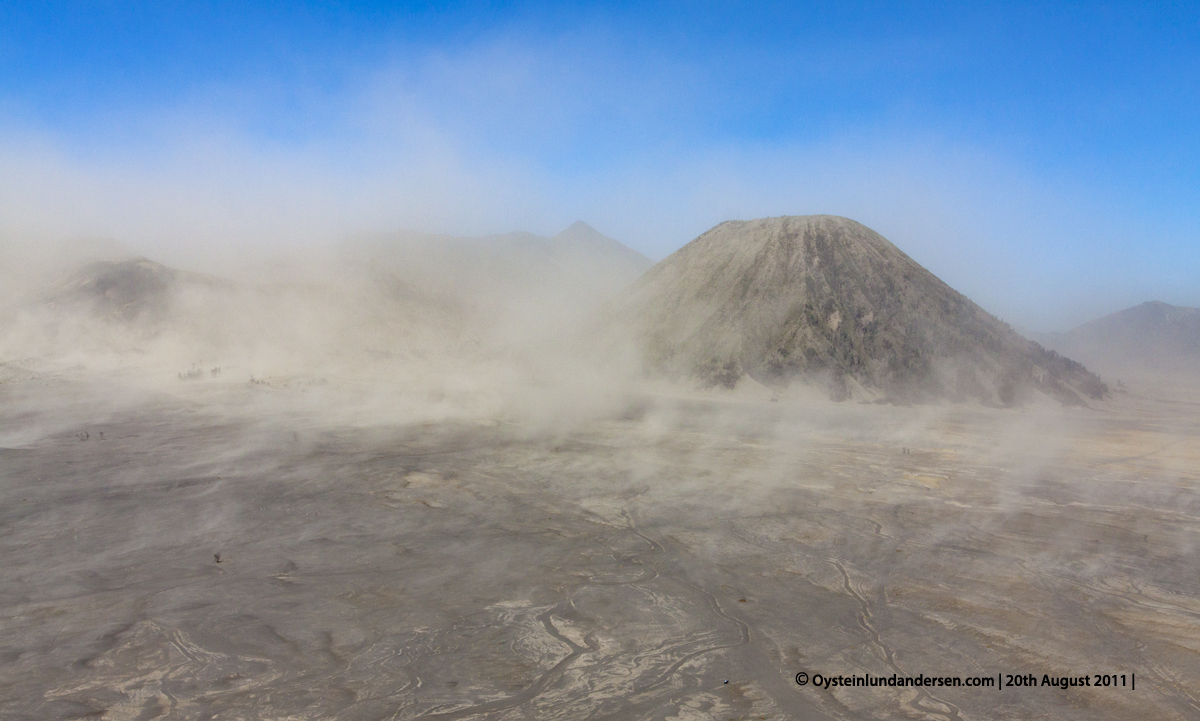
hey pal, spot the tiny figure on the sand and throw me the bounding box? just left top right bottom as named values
left=214, top=553, right=222, bottom=563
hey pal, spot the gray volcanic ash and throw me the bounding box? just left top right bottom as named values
left=616, top=215, right=1106, bottom=405
left=4, top=218, right=1200, bottom=721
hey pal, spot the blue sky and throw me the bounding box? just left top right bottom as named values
left=1, top=1, right=1197, bottom=329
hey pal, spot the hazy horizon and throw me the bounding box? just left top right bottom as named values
left=3, top=8, right=1199, bottom=717
left=3, top=3, right=1200, bottom=333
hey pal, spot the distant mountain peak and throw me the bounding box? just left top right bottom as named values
left=560, top=220, right=598, bottom=234
left=552, top=220, right=607, bottom=244
left=1088, top=300, right=1199, bottom=326
left=552, top=221, right=652, bottom=268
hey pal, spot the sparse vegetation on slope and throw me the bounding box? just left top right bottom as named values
left=617, top=215, right=1107, bottom=405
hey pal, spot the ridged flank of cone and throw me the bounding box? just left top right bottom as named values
left=619, top=215, right=1106, bottom=405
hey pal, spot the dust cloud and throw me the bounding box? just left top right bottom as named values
left=1, top=222, right=1199, bottom=721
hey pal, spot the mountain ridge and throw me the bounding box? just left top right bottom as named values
left=1036, top=300, right=1200, bottom=376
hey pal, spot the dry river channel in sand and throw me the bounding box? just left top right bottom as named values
left=2, top=377, right=1199, bottom=720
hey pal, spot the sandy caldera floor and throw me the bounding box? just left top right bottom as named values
left=1, top=375, right=1199, bottom=721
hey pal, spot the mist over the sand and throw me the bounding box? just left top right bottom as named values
left=3, top=210, right=1199, bottom=720
left=4, top=4, right=1200, bottom=719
